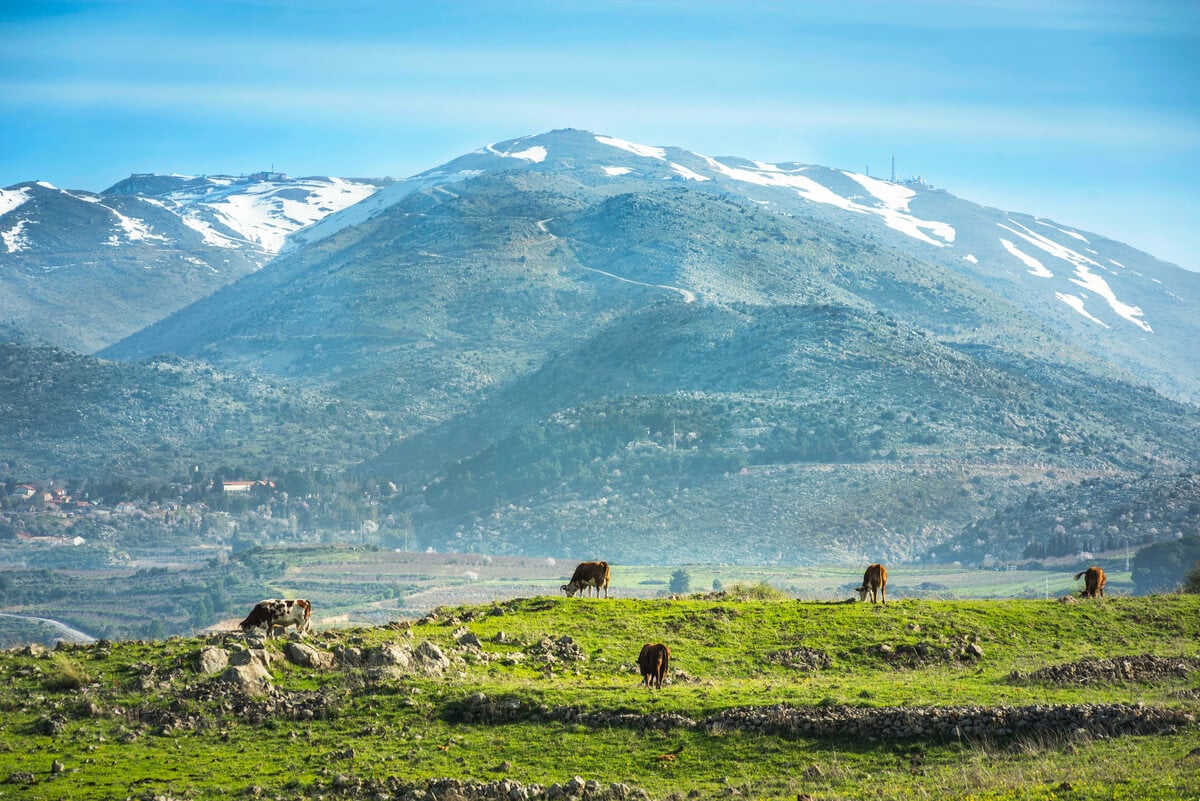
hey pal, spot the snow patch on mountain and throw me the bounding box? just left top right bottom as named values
left=180, top=215, right=242, bottom=249
left=0, top=187, right=32, bottom=217
left=105, top=205, right=168, bottom=244
left=1056, top=292, right=1109, bottom=327
left=280, top=172, right=473, bottom=254
left=595, top=135, right=667, bottom=160
left=699, top=157, right=955, bottom=247
left=1000, top=238, right=1054, bottom=277
left=3, top=218, right=33, bottom=253
left=842, top=171, right=955, bottom=246
left=670, top=162, right=709, bottom=181
left=998, top=220, right=1151, bottom=332
left=602, top=166, right=633, bottom=177
left=487, top=143, right=548, bottom=163
left=167, top=177, right=377, bottom=253
left=1071, top=263, right=1152, bottom=333
left=844, top=171, right=916, bottom=212
left=1036, top=219, right=1089, bottom=243
left=704, top=157, right=857, bottom=209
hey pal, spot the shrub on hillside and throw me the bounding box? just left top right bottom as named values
left=723, top=582, right=791, bottom=601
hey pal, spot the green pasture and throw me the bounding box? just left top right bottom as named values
left=1, top=593, right=1197, bottom=800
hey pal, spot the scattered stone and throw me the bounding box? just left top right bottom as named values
left=528, top=636, right=587, bottom=663
left=767, top=647, right=831, bottom=671
left=448, top=696, right=1195, bottom=743
left=457, top=630, right=484, bottom=649
left=34, top=715, right=66, bottom=737
left=1010, top=655, right=1200, bottom=686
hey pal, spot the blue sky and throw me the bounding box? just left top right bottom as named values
left=2, top=0, right=1198, bottom=270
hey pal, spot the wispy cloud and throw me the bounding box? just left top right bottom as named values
left=4, top=76, right=1195, bottom=155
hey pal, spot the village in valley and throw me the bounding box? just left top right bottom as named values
left=0, top=471, right=415, bottom=569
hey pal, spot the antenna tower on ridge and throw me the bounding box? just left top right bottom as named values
left=890, top=154, right=895, bottom=183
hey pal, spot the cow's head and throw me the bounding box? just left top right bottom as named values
left=561, top=582, right=580, bottom=598
left=855, top=585, right=869, bottom=602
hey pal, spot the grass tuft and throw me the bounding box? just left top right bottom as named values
left=43, top=652, right=89, bottom=691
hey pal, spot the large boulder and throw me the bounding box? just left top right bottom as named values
left=285, top=642, right=335, bottom=670
left=364, top=642, right=412, bottom=680
left=229, top=647, right=273, bottom=669
left=366, top=643, right=412, bottom=669
left=414, top=640, right=451, bottom=675
left=194, top=646, right=229, bottom=675
left=218, top=661, right=272, bottom=694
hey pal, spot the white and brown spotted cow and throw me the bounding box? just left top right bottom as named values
left=561, top=561, right=610, bottom=598
left=856, top=563, right=887, bottom=605
left=239, top=598, right=312, bottom=638
left=638, top=643, right=670, bottom=689
left=1074, top=566, right=1106, bottom=598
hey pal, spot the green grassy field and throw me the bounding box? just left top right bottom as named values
left=1, top=591, right=1198, bottom=800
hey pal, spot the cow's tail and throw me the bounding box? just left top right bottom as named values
left=1073, top=570, right=1086, bottom=580
left=660, top=647, right=669, bottom=679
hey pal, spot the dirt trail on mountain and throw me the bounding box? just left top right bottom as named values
left=536, top=218, right=697, bottom=303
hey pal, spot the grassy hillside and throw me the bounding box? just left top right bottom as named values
left=2, top=592, right=1197, bottom=800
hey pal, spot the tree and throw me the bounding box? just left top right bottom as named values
left=669, top=569, right=691, bottom=595
left=1184, top=561, right=1200, bottom=594
left=1131, top=536, right=1200, bottom=594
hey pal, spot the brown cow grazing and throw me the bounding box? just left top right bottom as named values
left=856, top=564, right=887, bottom=604
left=239, top=598, right=312, bottom=638
left=638, top=643, right=670, bottom=689
left=1074, top=566, right=1106, bottom=598
left=561, top=561, right=610, bottom=598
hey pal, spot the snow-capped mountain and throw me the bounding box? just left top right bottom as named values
left=0, top=173, right=387, bottom=352
left=284, top=129, right=1200, bottom=402
left=103, top=172, right=383, bottom=253
left=15, top=129, right=1200, bottom=563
